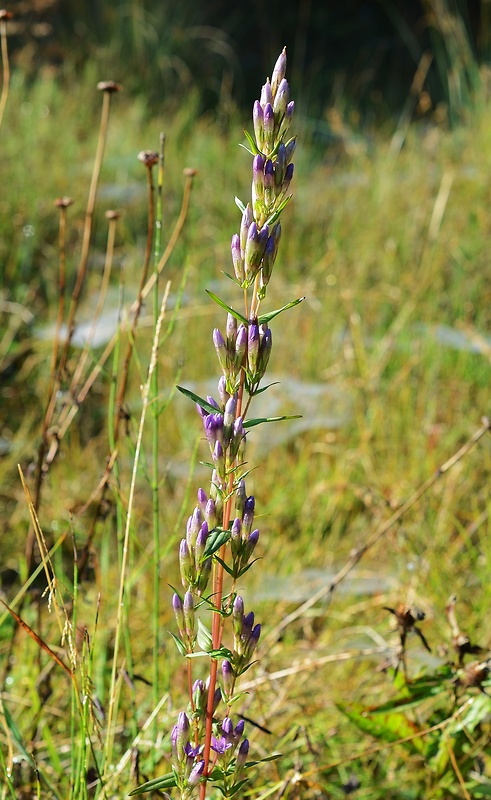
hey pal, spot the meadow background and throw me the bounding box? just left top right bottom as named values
left=1, top=1, right=491, bottom=798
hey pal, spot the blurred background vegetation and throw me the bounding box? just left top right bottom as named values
left=7, top=0, right=491, bottom=121
left=1, top=2, right=491, bottom=797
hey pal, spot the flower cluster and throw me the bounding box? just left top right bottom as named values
left=167, top=48, right=296, bottom=800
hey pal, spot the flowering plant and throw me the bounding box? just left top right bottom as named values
left=131, top=47, right=301, bottom=799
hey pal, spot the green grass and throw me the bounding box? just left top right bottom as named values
left=1, top=57, right=491, bottom=800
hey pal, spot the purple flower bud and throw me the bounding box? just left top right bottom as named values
left=264, top=159, right=275, bottom=206
left=222, top=716, right=234, bottom=744
left=217, top=375, right=230, bottom=408
left=235, top=479, right=246, bottom=517
left=193, top=678, right=205, bottom=710
left=213, top=328, right=228, bottom=375
left=196, top=554, right=212, bottom=595
left=235, top=323, right=248, bottom=369
left=223, top=395, right=237, bottom=438
left=239, top=204, right=253, bottom=257
left=260, top=237, right=276, bottom=290
left=183, top=590, right=195, bottom=638
left=243, top=528, right=259, bottom=564
left=243, top=495, right=255, bottom=535
left=279, top=100, right=295, bottom=139
left=206, top=395, right=221, bottom=411
left=242, top=611, right=255, bottom=639
left=234, top=719, right=245, bottom=739
left=174, top=711, right=190, bottom=761
left=233, top=595, right=244, bottom=636
left=213, top=440, right=225, bottom=478
left=196, top=403, right=208, bottom=420
left=245, top=623, right=261, bottom=660
left=204, top=412, right=224, bottom=450
left=235, top=738, right=249, bottom=776
left=285, top=136, right=296, bottom=164
left=226, top=312, right=237, bottom=347
left=205, top=498, right=216, bottom=529
left=252, top=153, right=265, bottom=199
left=187, top=759, right=205, bottom=787
left=273, top=77, right=290, bottom=121
left=197, top=487, right=207, bottom=511
left=244, top=222, right=266, bottom=282
left=271, top=48, right=287, bottom=98
left=179, top=539, right=194, bottom=588
left=257, top=325, right=273, bottom=378
left=263, top=102, right=274, bottom=152
left=172, top=593, right=185, bottom=635
left=195, top=521, right=209, bottom=564
left=282, top=162, right=294, bottom=195
left=260, top=79, right=273, bottom=109
left=230, top=516, right=241, bottom=559
left=231, top=233, right=244, bottom=283
left=222, top=659, right=235, bottom=697
left=247, top=321, right=260, bottom=374
left=253, top=99, right=264, bottom=150
left=186, top=506, right=203, bottom=549
left=229, top=416, right=246, bottom=460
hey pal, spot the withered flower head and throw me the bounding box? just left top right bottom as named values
left=137, top=150, right=159, bottom=168
left=96, top=81, right=122, bottom=94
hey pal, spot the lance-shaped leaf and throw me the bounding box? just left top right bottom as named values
left=176, top=385, right=221, bottom=415
left=205, top=290, right=248, bottom=325
left=128, top=772, right=175, bottom=795
left=243, top=414, right=302, bottom=430
left=258, top=296, right=305, bottom=325
left=240, top=129, right=261, bottom=156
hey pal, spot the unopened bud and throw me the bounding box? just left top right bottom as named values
left=271, top=48, right=287, bottom=98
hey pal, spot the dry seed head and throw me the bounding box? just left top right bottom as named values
left=183, top=167, right=198, bottom=177
left=138, top=150, right=159, bottom=168
left=54, top=197, right=74, bottom=208
left=105, top=209, right=120, bottom=220
left=0, top=9, right=13, bottom=20
left=97, top=81, right=121, bottom=93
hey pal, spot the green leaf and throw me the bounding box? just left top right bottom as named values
left=204, top=527, right=231, bottom=558
left=1, top=704, right=35, bottom=767
left=128, top=772, right=176, bottom=795
left=338, top=702, right=426, bottom=754
left=176, top=385, right=218, bottom=415
left=214, top=555, right=235, bottom=576
left=243, top=414, right=302, bottom=429
left=450, top=693, right=491, bottom=734
left=197, top=618, right=213, bottom=651
left=168, top=631, right=188, bottom=657
left=241, top=130, right=261, bottom=155
left=258, top=296, right=305, bottom=325
left=205, top=290, right=248, bottom=325
left=251, top=381, right=281, bottom=396
left=235, top=196, right=246, bottom=214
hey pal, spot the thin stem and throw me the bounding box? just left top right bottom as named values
left=0, top=13, right=11, bottom=132
left=151, top=133, right=165, bottom=767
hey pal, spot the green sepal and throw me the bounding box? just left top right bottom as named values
left=235, top=196, right=246, bottom=213
left=197, top=618, right=213, bottom=651
left=241, top=129, right=261, bottom=155
left=243, top=414, right=302, bottom=429
left=258, top=296, right=305, bottom=325
left=214, top=555, right=235, bottom=577
left=221, top=778, right=249, bottom=797
left=264, top=194, right=292, bottom=225
left=204, top=527, right=231, bottom=558
left=176, top=385, right=219, bottom=415
left=205, top=290, right=248, bottom=325
left=128, top=771, right=176, bottom=795
left=168, top=631, right=188, bottom=657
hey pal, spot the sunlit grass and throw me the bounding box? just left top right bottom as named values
left=0, top=57, right=491, bottom=798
